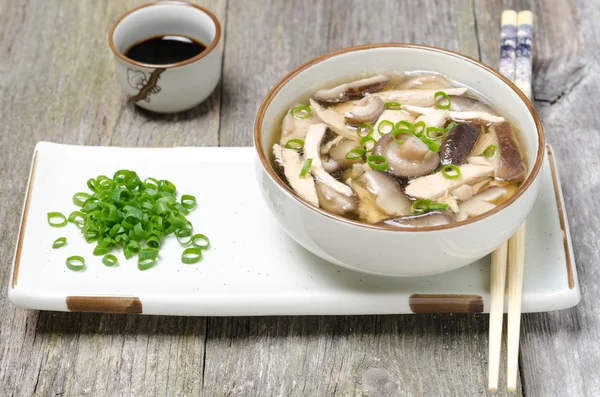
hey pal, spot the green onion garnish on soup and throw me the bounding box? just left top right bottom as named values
left=377, top=120, right=394, bottom=135
left=285, top=139, right=304, bottom=150
left=299, top=158, right=313, bottom=177
left=434, top=91, right=451, bottom=110
left=345, top=148, right=365, bottom=160
left=367, top=155, right=388, bottom=171
left=384, top=101, right=402, bottom=110
left=441, top=164, right=461, bottom=180
left=483, top=144, right=497, bottom=158
left=356, top=122, right=373, bottom=137
left=291, top=105, right=312, bottom=119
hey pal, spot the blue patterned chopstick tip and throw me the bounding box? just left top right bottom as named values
left=499, top=10, right=517, bottom=82
left=515, top=11, right=533, bottom=100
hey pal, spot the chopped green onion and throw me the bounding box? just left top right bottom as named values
left=421, top=136, right=440, bottom=152
left=360, top=135, right=376, bottom=152
left=68, top=211, right=85, bottom=228
left=158, top=180, right=176, bottom=194
left=181, top=195, right=197, bottom=210
left=139, top=248, right=158, bottom=260
left=102, top=254, right=118, bottom=267
left=483, top=145, right=497, bottom=159
left=299, top=158, right=312, bottom=178
left=414, top=121, right=426, bottom=136
left=356, top=122, right=373, bottom=137
left=429, top=202, right=449, bottom=211
left=392, top=130, right=409, bottom=145
left=345, top=148, right=365, bottom=160
left=377, top=120, right=394, bottom=135
left=124, top=241, right=140, bottom=260
left=66, top=255, right=85, bottom=271
left=384, top=101, right=402, bottom=110
left=367, top=155, right=388, bottom=171
left=444, top=121, right=457, bottom=132
left=291, top=105, right=312, bottom=119
left=441, top=164, right=461, bottom=180
left=181, top=247, right=202, bottom=264
left=394, top=120, right=415, bottom=135
left=52, top=237, right=67, bottom=249
left=137, top=258, right=156, bottom=271
left=192, top=234, right=210, bottom=250
left=176, top=227, right=193, bottom=246
left=411, top=199, right=431, bottom=215
left=425, top=127, right=445, bottom=140
left=72, top=192, right=91, bottom=207
left=144, top=177, right=159, bottom=189
left=58, top=170, right=209, bottom=270
left=93, top=245, right=110, bottom=256
left=47, top=212, right=67, bottom=227
left=434, top=91, right=451, bottom=110
left=284, top=139, right=304, bottom=150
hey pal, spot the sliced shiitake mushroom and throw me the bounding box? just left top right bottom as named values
left=312, top=74, right=390, bottom=104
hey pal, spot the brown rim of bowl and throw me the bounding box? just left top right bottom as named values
left=254, top=43, right=545, bottom=233
left=108, top=1, right=221, bottom=69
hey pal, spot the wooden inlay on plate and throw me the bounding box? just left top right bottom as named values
left=409, top=294, right=484, bottom=313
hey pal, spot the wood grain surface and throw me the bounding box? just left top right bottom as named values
left=0, top=0, right=597, bottom=396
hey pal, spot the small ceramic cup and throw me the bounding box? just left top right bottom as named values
left=109, top=1, right=222, bottom=113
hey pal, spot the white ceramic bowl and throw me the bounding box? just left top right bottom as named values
left=109, top=1, right=222, bottom=113
left=254, top=44, right=544, bottom=277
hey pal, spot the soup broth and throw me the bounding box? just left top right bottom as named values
left=270, top=72, right=527, bottom=228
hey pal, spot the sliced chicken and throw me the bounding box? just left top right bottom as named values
left=405, top=164, right=494, bottom=200
left=309, top=99, right=359, bottom=141
left=415, top=109, right=450, bottom=129
left=351, top=182, right=389, bottom=224
left=449, top=95, right=496, bottom=114
left=451, top=111, right=505, bottom=124
left=436, top=192, right=459, bottom=213
left=402, top=104, right=505, bottom=125
left=273, top=144, right=319, bottom=206
left=313, top=74, right=390, bottom=104
left=279, top=106, right=319, bottom=145
left=304, top=123, right=355, bottom=197
left=451, top=185, right=474, bottom=201
left=456, top=186, right=508, bottom=221
left=374, top=87, right=468, bottom=107
left=320, top=136, right=344, bottom=155
left=397, top=73, right=454, bottom=90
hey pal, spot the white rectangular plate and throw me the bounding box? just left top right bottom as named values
left=9, top=142, right=580, bottom=315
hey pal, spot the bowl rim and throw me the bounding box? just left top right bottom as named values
left=253, top=43, right=544, bottom=232
left=108, top=1, right=221, bottom=69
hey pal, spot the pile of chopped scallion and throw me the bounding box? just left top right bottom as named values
left=47, top=170, right=209, bottom=271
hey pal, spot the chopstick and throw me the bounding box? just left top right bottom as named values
left=506, top=11, right=533, bottom=392
left=488, top=240, right=508, bottom=392
left=488, top=9, right=533, bottom=393
left=507, top=221, right=527, bottom=391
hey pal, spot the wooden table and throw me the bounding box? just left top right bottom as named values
left=1, top=1, right=598, bottom=396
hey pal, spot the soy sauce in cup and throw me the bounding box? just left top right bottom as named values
left=109, top=2, right=222, bottom=113
left=125, top=35, right=207, bottom=65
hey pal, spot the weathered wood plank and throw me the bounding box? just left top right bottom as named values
left=475, top=1, right=600, bottom=396
left=0, top=1, right=225, bottom=396
left=219, top=0, right=480, bottom=147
